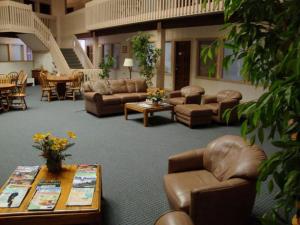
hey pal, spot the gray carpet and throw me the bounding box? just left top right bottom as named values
left=0, top=86, right=277, bottom=225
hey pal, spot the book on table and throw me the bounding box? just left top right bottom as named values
left=28, top=180, right=61, bottom=211
left=8, top=166, right=40, bottom=185
left=0, top=184, right=30, bottom=208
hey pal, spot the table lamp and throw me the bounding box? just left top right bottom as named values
left=123, top=58, right=133, bottom=79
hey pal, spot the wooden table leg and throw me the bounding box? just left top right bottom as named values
left=171, top=109, right=175, bottom=121
left=124, top=106, right=128, bottom=120
left=144, top=111, right=149, bottom=127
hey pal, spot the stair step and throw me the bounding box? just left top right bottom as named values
left=60, top=48, right=84, bottom=69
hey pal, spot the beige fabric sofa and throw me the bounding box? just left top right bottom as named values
left=83, top=79, right=148, bottom=117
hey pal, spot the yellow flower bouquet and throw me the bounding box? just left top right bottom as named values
left=147, top=88, right=166, bottom=104
left=32, top=131, right=76, bottom=173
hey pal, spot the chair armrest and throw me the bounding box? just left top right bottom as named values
left=84, top=92, right=102, bottom=103
left=169, top=90, right=182, bottom=98
left=185, top=94, right=202, bottom=104
left=202, top=95, right=217, bottom=104
left=190, top=178, right=256, bottom=224
left=168, top=148, right=206, bottom=174
left=219, top=99, right=238, bottom=120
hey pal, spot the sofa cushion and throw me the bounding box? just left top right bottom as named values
left=125, top=79, right=136, bottom=93
left=164, top=170, right=220, bottom=213
left=91, top=80, right=111, bottom=95
left=102, top=95, right=122, bottom=106
left=135, top=79, right=147, bottom=92
left=135, top=92, right=148, bottom=100
left=169, top=97, right=185, bottom=106
left=216, top=90, right=242, bottom=102
left=204, top=103, right=219, bottom=114
left=175, top=104, right=213, bottom=117
left=114, top=93, right=140, bottom=103
left=82, top=81, right=93, bottom=92
left=109, top=79, right=128, bottom=94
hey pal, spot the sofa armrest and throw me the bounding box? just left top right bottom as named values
left=185, top=94, right=202, bottom=104
left=202, top=95, right=217, bottom=104
left=169, top=90, right=182, bottom=98
left=190, top=178, right=256, bottom=224
left=84, top=92, right=103, bottom=103
left=168, top=148, right=206, bottom=174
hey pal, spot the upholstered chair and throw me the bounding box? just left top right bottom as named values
left=154, top=211, right=194, bottom=225
left=164, top=135, right=266, bottom=225
left=168, top=86, right=205, bottom=106
left=202, top=90, right=242, bottom=123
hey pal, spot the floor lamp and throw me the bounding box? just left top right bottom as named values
left=123, top=58, right=133, bottom=79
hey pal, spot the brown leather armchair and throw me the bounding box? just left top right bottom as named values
left=164, top=135, right=266, bottom=225
left=203, top=90, right=242, bottom=123
left=154, top=211, right=194, bottom=225
left=168, top=86, right=205, bottom=106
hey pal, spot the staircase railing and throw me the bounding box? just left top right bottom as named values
left=72, top=35, right=94, bottom=69
left=0, top=1, right=70, bottom=74
left=85, top=0, right=224, bottom=30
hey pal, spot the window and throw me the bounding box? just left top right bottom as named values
left=197, top=40, right=217, bottom=78
left=26, top=46, right=33, bottom=61
left=0, top=44, right=9, bottom=61
left=102, top=43, right=120, bottom=69
left=10, top=45, right=24, bottom=61
left=112, top=43, right=120, bottom=69
left=222, top=47, right=243, bottom=81
left=165, top=42, right=172, bottom=74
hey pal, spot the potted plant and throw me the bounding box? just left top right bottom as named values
left=147, top=88, right=166, bottom=105
left=131, top=32, right=161, bottom=87
left=32, top=131, right=76, bottom=173
left=99, top=55, right=115, bottom=79
left=201, top=0, right=300, bottom=224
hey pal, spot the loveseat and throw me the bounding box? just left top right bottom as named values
left=83, top=79, right=148, bottom=117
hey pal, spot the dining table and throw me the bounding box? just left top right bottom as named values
left=0, top=83, right=16, bottom=111
left=47, top=74, right=74, bottom=99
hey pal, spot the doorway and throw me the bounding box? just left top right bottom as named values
left=174, top=41, right=191, bottom=90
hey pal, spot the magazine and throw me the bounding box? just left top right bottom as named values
left=0, top=184, right=30, bottom=208
left=66, top=188, right=94, bottom=206
left=28, top=181, right=61, bottom=211
left=9, top=166, right=40, bottom=185
left=73, top=177, right=96, bottom=188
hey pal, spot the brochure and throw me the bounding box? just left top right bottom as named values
left=0, top=184, right=30, bottom=208
left=28, top=181, right=61, bottom=211
left=66, top=188, right=94, bottom=206
left=73, top=177, right=96, bottom=188
left=9, top=166, right=40, bottom=185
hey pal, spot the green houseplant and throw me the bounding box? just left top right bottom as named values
left=202, top=0, right=300, bottom=224
left=131, top=32, right=161, bottom=86
left=99, top=55, right=115, bottom=79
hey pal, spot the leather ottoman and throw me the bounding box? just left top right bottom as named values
left=175, top=104, right=212, bottom=128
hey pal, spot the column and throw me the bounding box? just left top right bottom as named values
left=51, top=0, right=66, bottom=46
left=93, top=32, right=99, bottom=68
left=156, top=22, right=165, bottom=88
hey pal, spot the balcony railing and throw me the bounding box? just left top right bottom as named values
left=85, top=0, right=224, bottom=30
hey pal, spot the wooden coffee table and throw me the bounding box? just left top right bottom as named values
left=0, top=165, right=102, bottom=225
left=124, top=102, right=175, bottom=127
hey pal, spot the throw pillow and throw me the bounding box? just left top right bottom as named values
left=135, top=79, right=147, bottom=92
left=91, top=80, right=112, bottom=95
left=109, top=79, right=127, bottom=93
left=125, top=79, right=136, bottom=93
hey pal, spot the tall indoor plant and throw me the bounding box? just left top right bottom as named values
left=99, top=55, right=115, bottom=79
left=131, top=32, right=161, bottom=86
left=202, top=0, right=300, bottom=224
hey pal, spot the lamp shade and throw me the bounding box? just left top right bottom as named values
left=123, top=58, right=133, bottom=67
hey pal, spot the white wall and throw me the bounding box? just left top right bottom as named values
left=33, top=52, right=56, bottom=73
left=0, top=62, right=33, bottom=77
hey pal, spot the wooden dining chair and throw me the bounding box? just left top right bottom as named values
left=9, top=74, right=28, bottom=110
left=7, top=72, right=19, bottom=85
left=65, top=71, right=84, bottom=101
left=39, top=72, right=60, bottom=102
